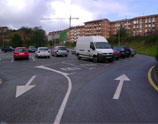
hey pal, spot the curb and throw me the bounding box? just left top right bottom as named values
left=148, top=66, right=158, bottom=92
left=0, top=78, right=2, bottom=86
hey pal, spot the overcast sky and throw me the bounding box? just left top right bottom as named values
left=0, top=0, right=158, bottom=34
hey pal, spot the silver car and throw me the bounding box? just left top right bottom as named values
left=51, top=46, right=69, bottom=57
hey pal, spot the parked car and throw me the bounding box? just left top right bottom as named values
left=113, top=47, right=126, bottom=58
left=71, top=47, right=76, bottom=55
left=35, top=47, right=50, bottom=58
left=119, top=46, right=131, bottom=57
left=14, top=47, right=29, bottom=60
left=130, top=48, right=136, bottom=57
left=51, top=46, right=69, bottom=57
left=113, top=47, right=121, bottom=60
left=1, top=46, right=14, bottom=52
left=28, top=46, right=36, bottom=53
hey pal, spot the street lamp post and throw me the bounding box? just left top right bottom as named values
left=118, top=28, right=120, bottom=46
left=2, top=28, right=6, bottom=48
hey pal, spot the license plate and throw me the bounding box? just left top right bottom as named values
left=106, top=57, right=111, bottom=58
left=19, top=53, right=24, bottom=55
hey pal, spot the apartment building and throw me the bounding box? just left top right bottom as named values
left=49, top=14, right=158, bottom=43
left=131, top=14, right=158, bottom=36
left=110, top=19, right=131, bottom=35
left=47, top=30, right=63, bottom=41
left=84, top=19, right=110, bottom=38
left=111, top=14, right=158, bottom=36
left=69, top=26, right=85, bottom=43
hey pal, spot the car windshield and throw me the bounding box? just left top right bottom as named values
left=39, top=48, right=48, bottom=51
left=94, top=42, right=111, bottom=49
left=29, top=46, right=35, bottom=49
left=16, top=48, right=27, bottom=52
left=114, top=47, right=123, bottom=51
left=58, top=47, right=67, bottom=50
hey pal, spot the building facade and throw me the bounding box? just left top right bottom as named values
left=49, top=14, right=158, bottom=43
left=69, top=26, right=85, bottom=43
left=84, top=19, right=110, bottom=38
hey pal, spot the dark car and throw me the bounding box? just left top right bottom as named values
left=130, top=48, right=136, bottom=57
left=119, top=46, right=131, bottom=57
left=113, top=47, right=126, bottom=58
left=28, top=46, right=36, bottom=53
left=113, top=47, right=121, bottom=60
left=1, top=46, right=14, bottom=52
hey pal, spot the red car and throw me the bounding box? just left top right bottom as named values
left=14, top=47, right=29, bottom=60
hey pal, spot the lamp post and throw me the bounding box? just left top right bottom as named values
left=118, top=28, right=120, bottom=46
left=2, top=28, right=6, bottom=48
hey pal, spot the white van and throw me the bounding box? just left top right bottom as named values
left=76, top=36, right=114, bottom=62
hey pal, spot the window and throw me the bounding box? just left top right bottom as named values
left=140, top=19, right=143, bottom=23
left=145, top=24, right=148, bottom=27
left=145, top=29, right=147, bottom=32
left=152, top=17, right=155, bottom=22
left=145, top=18, right=148, bottom=23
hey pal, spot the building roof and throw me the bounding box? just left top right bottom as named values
left=85, top=18, right=110, bottom=24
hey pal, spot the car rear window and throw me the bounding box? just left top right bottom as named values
left=15, top=48, right=27, bottom=52
left=39, top=48, right=48, bottom=51
left=58, top=47, right=67, bottom=50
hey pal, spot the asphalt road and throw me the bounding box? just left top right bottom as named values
left=0, top=51, right=157, bottom=123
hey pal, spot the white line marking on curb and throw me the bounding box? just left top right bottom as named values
left=35, top=65, right=72, bottom=124
left=32, top=57, right=35, bottom=61
left=0, top=79, right=2, bottom=86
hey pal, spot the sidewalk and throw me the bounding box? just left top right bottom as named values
left=148, top=65, right=158, bottom=91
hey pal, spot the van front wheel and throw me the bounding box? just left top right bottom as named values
left=77, top=54, right=81, bottom=60
left=93, top=56, right=98, bottom=63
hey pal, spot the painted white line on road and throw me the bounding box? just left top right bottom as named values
left=62, top=62, right=92, bottom=69
left=89, top=67, right=96, bottom=70
left=113, top=74, right=130, bottom=100
left=80, top=63, right=97, bottom=67
left=60, top=67, right=81, bottom=71
left=11, top=58, right=14, bottom=63
left=32, top=57, right=35, bottom=61
left=35, top=65, right=72, bottom=124
left=16, top=75, right=36, bottom=98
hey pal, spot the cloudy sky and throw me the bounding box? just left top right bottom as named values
left=0, top=0, right=157, bottom=34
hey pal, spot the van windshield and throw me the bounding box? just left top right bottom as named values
left=94, top=42, right=111, bottom=49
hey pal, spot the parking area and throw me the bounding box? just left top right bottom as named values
left=0, top=51, right=158, bottom=123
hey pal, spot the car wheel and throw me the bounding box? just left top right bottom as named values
left=93, top=56, right=98, bottom=63
left=55, top=53, right=58, bottom=57
left=65, top=55, right=68, bottom=57
left=77, top=54, right=81, bottom=60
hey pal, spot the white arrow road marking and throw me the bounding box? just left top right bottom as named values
left=16, top=75, right=36, bottom=98
left=113, top=74, right=130, bottom=100
left=35, top=65, right=72, bottom=124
